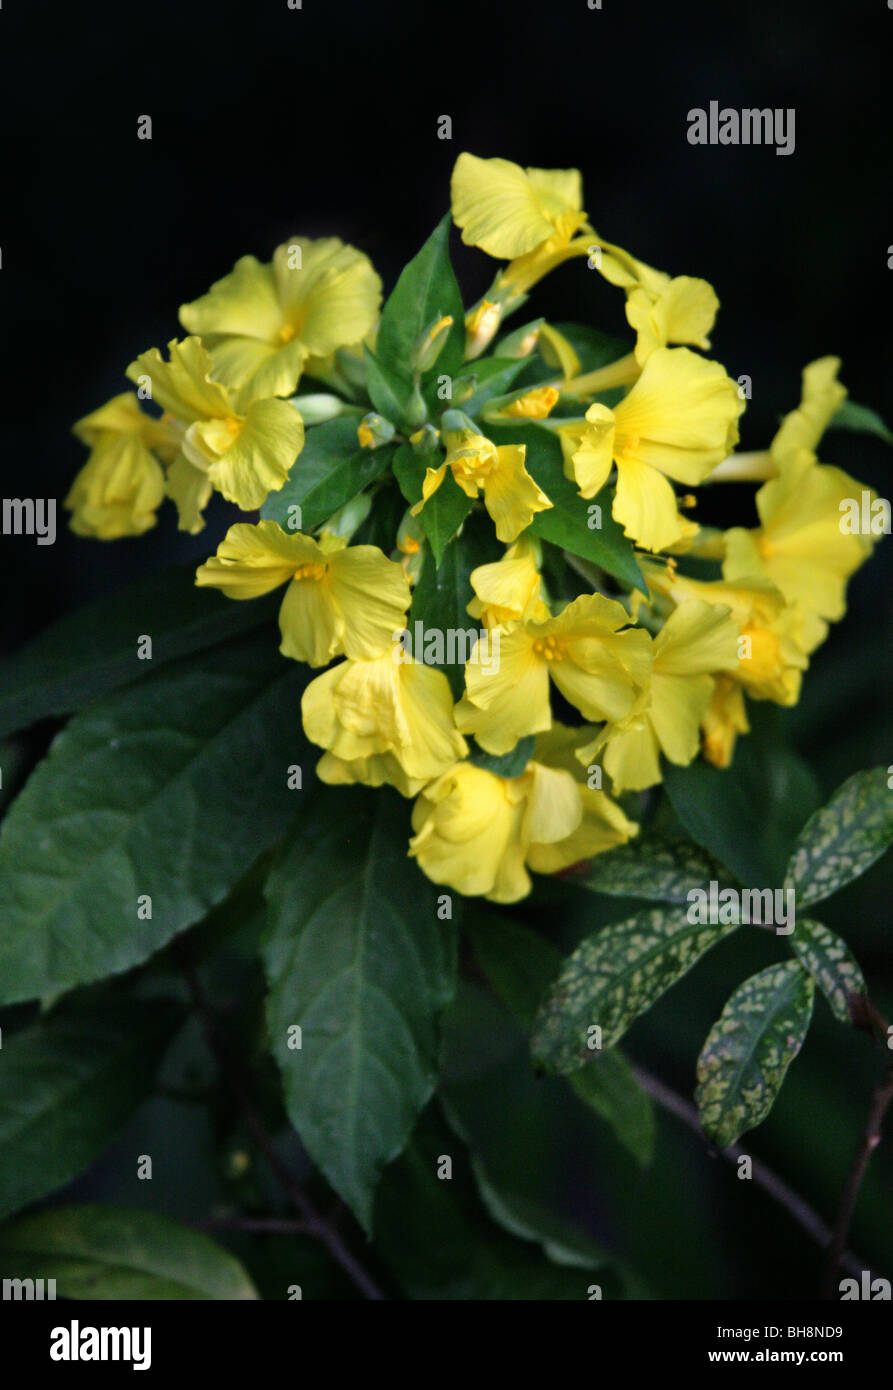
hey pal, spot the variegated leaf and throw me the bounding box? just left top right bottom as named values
left=696, top=961, right=814, bottom=1150
left=531, top=905, right=739, bottom=1073
left=786, top=767, right=893, bottom=908
left=789, top=918, right=868, bottom=1026
left=572, top=834, right=732, bottom=904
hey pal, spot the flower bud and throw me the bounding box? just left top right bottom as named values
left=465, top=299, right=501, bottom=359
left=289, top=393, right=348, bottom=426
left=319, top=493, right=372, bottom=545
left=411, top=314, right=454, bottom=374
left=357, top=412, right=396, bottom=449
left=409, top=423, right=440, bottom=455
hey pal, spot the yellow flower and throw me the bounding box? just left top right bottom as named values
left=625, top=277, right=720, bottom=366
left=67, top=394, right=177, bottom=539
left=452, top=153, right=590, bottom=260
left=456, top=593, right=652, bottom=754
left=126, top=338, right=304, bottom=524
left=408, top=725, right=637, bottom=902
left=577, top=599, right=740, bottom=792
left=646, top=565, right=809, bottom=707
left=412, top=428, right=552, bottom=544
left=561, top=346, right=743, bottom=552
left=769, top=356, right=847, bottom=474
left=498, top=386, right=560, bottom=420
left=466, top=536, right=544, bottom=628
left=195, top=520, right=410, bottom=667
left=302, top=646, right=468, bottom=797
left=701, top=674, right=750, bottom=769
left=179, top=237, right=381, bottom=402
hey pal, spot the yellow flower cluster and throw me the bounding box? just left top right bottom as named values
left=66, top=155, right=884, bottom=903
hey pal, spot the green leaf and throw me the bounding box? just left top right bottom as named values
left=468, top=736, right=535, bottom=780
left=532, top=905, right=739, bottom=1073
left=260, top=418, right=394, bottom=532
left=663, top=725, right=822, bottom=885
left=0, top=568, right=278, bottom=741
left=789, top=918, right=868, bottom=1026
left=486, top=420, right=646, bottom=594
left=695, top=961, right=814, bottom=1149
left=375, top=214, right=465, bottom=383
left=455, top=356, right=531, bottom=414
left=466, top=912, right=654, bottom=1165
left=567, top=1051, right=655, bottom=1168
left=571, top=832, right=732, bottom=903
left=0, top=1206, right=258, bottom=1299
left=263, top=788, right=457, bottom=1233
left=0, top=1001, right=181, bottom=1222
left=830, top=400, right=893, bottom=447
left=408, top=511, right=495, bottom=696
left=374, top=1106, right=618, bottom=1299
left=363, top=346, right=412, bottom=422
left=785, top=766, right=893, bottom=907
left=393, top=442, right=473, bottom=564
left=0, top=632, right=309, bottom=1005
left=550, top=322, right=631, bottom=374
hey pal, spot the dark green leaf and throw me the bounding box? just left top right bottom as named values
left=260, top=418, right=394, bottom=532
left=695, top=961, right=814, bottom=1149
left=455, top=356, right=531, bottom=414
left=374, top=1107, right=617, bottom=1299
left=393, top=442, right=473, bottom=565
left=363, top=347, right=412, bottom=421
left=0, top=1001, right=181, bottom=1222
left=263, top=788, right=457, bottom=1233
left=664, top=726, right=822, bottom=885
left=0, top=632, right=310, bottom=1005
left=468, top=736, right=535, bottom=780
left=486, top=420, right=646, bottom=593
left=375, top=214, right=465, bottom=383
left=550, top=322, right=631, bottom=373
left=572, top=832, right=732, bottom=903
left=785, top=766, right=893, bottom=907
left=0, top=1205, right=258, bottom=1299
left=466, top=912, right=654, bottom=1164
left=789, top=918, right=868, bottom=1026
left=408, top=511, right=495, bottom=696
left=532, top=905, right=739, bottom=1072
left=830, top=400, right=893, bottom=447
left=0, top=568, right=278, bottom=741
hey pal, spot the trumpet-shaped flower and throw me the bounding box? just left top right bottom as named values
left=67, top=394, right=178, bottom=538
left=585, top=235, right=719, bottom=362
left=561, top=346, right=743, bottom=552
left=127, top=338, right=304, bottom=523
left=466, top=537, right=545, bottom=629
left=769, top=356, right=847, bottom=474
left=195, top=520, right=409, bottom=666
left=456, top=593, right=652, bottom=754
left=302, top=646, right=468, bottom=797
left=408, top=725, right=637, bottom=902
left=179, top=238, right=382, bottom=402
left=577, top=599, right=740, bottom=792
left=412, top=428, right=551, bottom=544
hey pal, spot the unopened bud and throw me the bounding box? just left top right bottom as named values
left=497, top=319, right=543, bottom=358
left=498, top=386, right=560, bottom=420
left=411, top=314, right=454, bottom=373
left=319, top=493, right=372, bottom=544
left=409, top=423, right=440, bottom=455
left=357, top=412, right=396, bottom=449
left=465, top=299, right=501, bottom=359
left=288, top=393, right=347, bottom=426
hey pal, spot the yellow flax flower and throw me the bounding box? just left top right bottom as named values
left=577, top=599, right=740, bottom=792
left=126, top=338, right=304, bottom=527
left=409, top=725, right=637, bottom=903
left=456, top=593, right=652, bottom=754
left=466, top=537, right=544, bottom=629
left=412, top=427, right=552, bottom=544
left=195, top=520, right=410, bottom=667
left=301, top=645, right=468, bottom=797
left=560, top=346, right=743, bottom=552
left=67, top=394, right=179, bottom=539
left=179, top=238, right=382, bottom=402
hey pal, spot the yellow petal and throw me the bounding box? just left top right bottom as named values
left=65, top=434, right=165, bottom=539
left=180, top=255, right=284, bottom=345
left=327, top=546, right=411, bottom=658
left=626, top=276, right=719, bottom=364
left=203, top=398, right=304, bottom=509
left=527, top=785, right=637, bottom=872
left=451, top=153, right=570, bottom=259
left=279, top=570, right=342, bottom=666
left=272, top=237, right=382, bottom=360
left=126, top=338, right=232, bottom=422
left=165, top=453, right=213, bottom=534
left=482, top=444, right=552, bottom=543
left=458, top=626, right=551, bottom=754
left=195, top=520, right=320, bottom=598
left=613, top=454, right=688, bottom=553
left=567, top=406, right=615, bottom=498
left=409, top=763, right=531, bottom=902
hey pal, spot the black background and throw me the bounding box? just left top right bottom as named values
left=1, top=0, right=889, bottom=650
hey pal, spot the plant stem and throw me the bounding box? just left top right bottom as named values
left=176, top=942, right=385, bottom=1301
left=630, top=1062, right=878, bottom=1283
left=819, top=1054, right=893, bottom=1299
